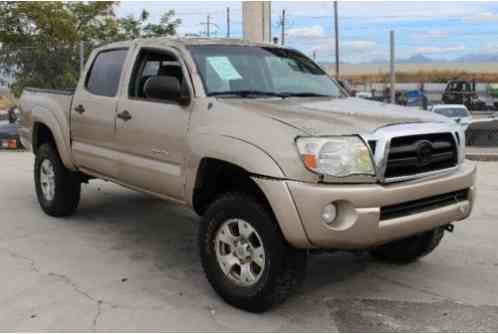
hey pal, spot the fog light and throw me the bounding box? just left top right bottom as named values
left=321, top=203, right=337, bottom=225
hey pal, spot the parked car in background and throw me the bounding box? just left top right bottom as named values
left=0, top=107, right=21, bottom=149
left=442, top=79, right=487, bottom=111
left=430, top=104, right=472, bottom=127
left=355, top=91, right=373, bottom=99
left=486, top=83, right=498, bottom=110
left=398, top=89, right=428, bottom=108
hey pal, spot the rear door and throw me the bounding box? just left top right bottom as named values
left=71, top=48, right=129, bottom=178
left=113, top=47, right=193, bottom=201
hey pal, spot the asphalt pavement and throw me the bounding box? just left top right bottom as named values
left=0, top=152, right=497, bottom=331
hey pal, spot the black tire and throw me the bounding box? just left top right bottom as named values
left=199, top=193, right=307, bottom=313
left=370, top=227, right=445, bottom=264
left=34, top=143, right=81, bottom=217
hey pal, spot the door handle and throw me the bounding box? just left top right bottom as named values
left=117, top=110, right=132, bottom=121
left=74, top=104, right=85, bottom=114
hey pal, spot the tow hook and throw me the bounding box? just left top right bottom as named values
left=444, top=224, right=454, bottom=232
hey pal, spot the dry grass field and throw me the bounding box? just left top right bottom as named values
left=328, top=63, right=498, bottom=84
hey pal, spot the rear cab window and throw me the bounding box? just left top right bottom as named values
left=85, top=49, right=128, bottom=97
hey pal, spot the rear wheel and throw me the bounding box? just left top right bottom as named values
left=369, top=227, right=445, bottom=263
left=199, top=193, right=307, bottom=312
left=34, top=143, right=81, bottom=217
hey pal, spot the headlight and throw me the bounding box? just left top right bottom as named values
left=296, top=136, right=375, bottom=177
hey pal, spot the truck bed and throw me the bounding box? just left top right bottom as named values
left=18, top=87, right=75, bottom=154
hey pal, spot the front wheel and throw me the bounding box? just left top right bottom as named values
left=199, top=193, right=307, bottom=312
left=34, top=143, right=81, bottom=217
left=369, top=227, right=445, bottom=263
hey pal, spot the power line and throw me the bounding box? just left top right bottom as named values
left=200, top=14, right=220, bottom=37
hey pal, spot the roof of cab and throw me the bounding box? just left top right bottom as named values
left=98, top=37, right=283, bottom=51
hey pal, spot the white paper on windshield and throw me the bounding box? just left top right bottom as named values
left=207, top=56, right=242, bottom=80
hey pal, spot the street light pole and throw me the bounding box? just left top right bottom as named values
left=226, top=8, right=230, bottom=38
left=207, top=14, right=211, bottom=37
left=334, top=1, right=340, bottom=78
left=390, top=30, right=396, bottom=104
left=281, top=9, right=286, bottom=46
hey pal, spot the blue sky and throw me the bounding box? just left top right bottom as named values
left=117, top=1, right=498, bottom=63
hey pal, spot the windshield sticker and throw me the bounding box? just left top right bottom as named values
left=207, top=56, right=242, bottom=81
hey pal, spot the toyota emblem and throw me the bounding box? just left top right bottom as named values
left=416, top=140, right=433, bottom=167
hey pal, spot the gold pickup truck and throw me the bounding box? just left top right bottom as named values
left=18, top=38, right=476, bottom=312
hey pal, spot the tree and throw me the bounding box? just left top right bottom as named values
left=0, top=2, right=181, bottom=95
left=116, top=9, right=182, bottom=40
left=143, top=10, right=181, bottom=38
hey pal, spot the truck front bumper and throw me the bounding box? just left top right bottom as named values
left=254, top=161, right=476, bottom=249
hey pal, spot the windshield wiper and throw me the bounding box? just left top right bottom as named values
left=278, top=92, right=333, bottom=98
left=208, top=90, right=287, bottom=98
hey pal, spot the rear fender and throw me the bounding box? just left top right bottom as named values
left=32, top=106, right=76, bottom=171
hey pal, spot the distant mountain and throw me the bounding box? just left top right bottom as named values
left=454, top=53, right=498, bottom=63
left=367, top=54, right=435, bottom=64
left=398, top=54, right=435, bottom=64
left=315, top=52, right=498, bottom=66
left=360, top=52, right=498, bottom=65
left=367, top=57, right=389, bottom=64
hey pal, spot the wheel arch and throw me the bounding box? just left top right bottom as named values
left=185, top=133, right=286, bottom=209
left=192, top=157, right=273, bottom=216
left=31, top=107, right=76, bottom=171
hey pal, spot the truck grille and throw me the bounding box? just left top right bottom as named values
left=384, top=133, right=458, bottom=179
left=380, top=189, right=469, bottom=221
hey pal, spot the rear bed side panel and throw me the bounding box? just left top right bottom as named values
left=19, top=90, right=77, bottom=170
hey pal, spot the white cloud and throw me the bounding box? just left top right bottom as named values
left=480, top=43, right=498, bottom=54
left=416, top=45, right=465, bottom=55
left=414, top=30, right=449, bottom=39
left=314, top=40, right=377, bottom=56
left=464, top=11, right=498, bottom=23
left=287, top=25, right=324, bottom=39
left=312, top=40, right=378, bottom=63
left=343, top=41, right=377, bottom=53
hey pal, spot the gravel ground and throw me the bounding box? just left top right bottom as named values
left=0, top=152, right=497, bottom=332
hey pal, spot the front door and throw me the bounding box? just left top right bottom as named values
left=114, top=47, right=192, bottom=201
left=71, top=48, right=129, bottom=178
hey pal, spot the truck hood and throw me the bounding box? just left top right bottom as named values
left=220, top=97, right=450, bottom=136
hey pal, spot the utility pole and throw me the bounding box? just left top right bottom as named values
left=201, top=14, right=219, bottom=38
left=207, top=14, right=211, bottom=38
left=334, top=1, right=340, bottom=78
left=281, top=9, right=286, bottom=46
left=390, top=30, right=396, bottom=104
left=226, top=7, right=230, bottom=38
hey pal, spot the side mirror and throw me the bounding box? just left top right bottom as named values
left=144, top=75, right=190, bottom=106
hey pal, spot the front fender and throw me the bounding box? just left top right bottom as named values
left=185, top=133, right=286, bottom=207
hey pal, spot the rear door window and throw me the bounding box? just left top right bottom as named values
left=86, top=49, right=128, bottom=97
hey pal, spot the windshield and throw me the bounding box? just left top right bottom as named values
left=434, top=107, right=469, bottom=118
left=188, top=45, right=344, bottom=98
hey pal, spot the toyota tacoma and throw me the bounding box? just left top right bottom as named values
left=18, top=38, right=476, bottom=312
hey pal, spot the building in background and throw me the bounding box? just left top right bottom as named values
left=242, top=2, right=271, bottom=43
